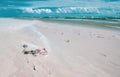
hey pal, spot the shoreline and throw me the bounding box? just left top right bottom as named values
left=1, top=17, right=120, bottom=31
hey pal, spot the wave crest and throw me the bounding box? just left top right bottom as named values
left=24, top=8, right=52, bottom=14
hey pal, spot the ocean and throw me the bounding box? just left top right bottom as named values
left=0, top=0, right=120, bottom=19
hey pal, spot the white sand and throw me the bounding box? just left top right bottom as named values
left=0, top=18, right=120, bottom=77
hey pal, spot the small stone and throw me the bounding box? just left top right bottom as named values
left=66, top=40, right=70, bottom=43
left=24, top=51, right=29, bottom=54
left=33, top=66, right=36, bottom=71
left=23, top=44, right=28, bottom=48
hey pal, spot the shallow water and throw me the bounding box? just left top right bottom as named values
left=0, top=0, right=120, bottom=18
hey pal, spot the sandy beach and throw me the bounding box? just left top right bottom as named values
left=0, top=18, right=120, bottom=77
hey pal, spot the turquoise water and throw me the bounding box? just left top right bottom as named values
left=0, top=0, right=120, bottom=19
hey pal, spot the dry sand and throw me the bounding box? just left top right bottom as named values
left=0, top=18, right=120, bottom=77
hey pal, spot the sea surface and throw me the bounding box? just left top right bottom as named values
left=0, top=0, right=120, bottom=19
